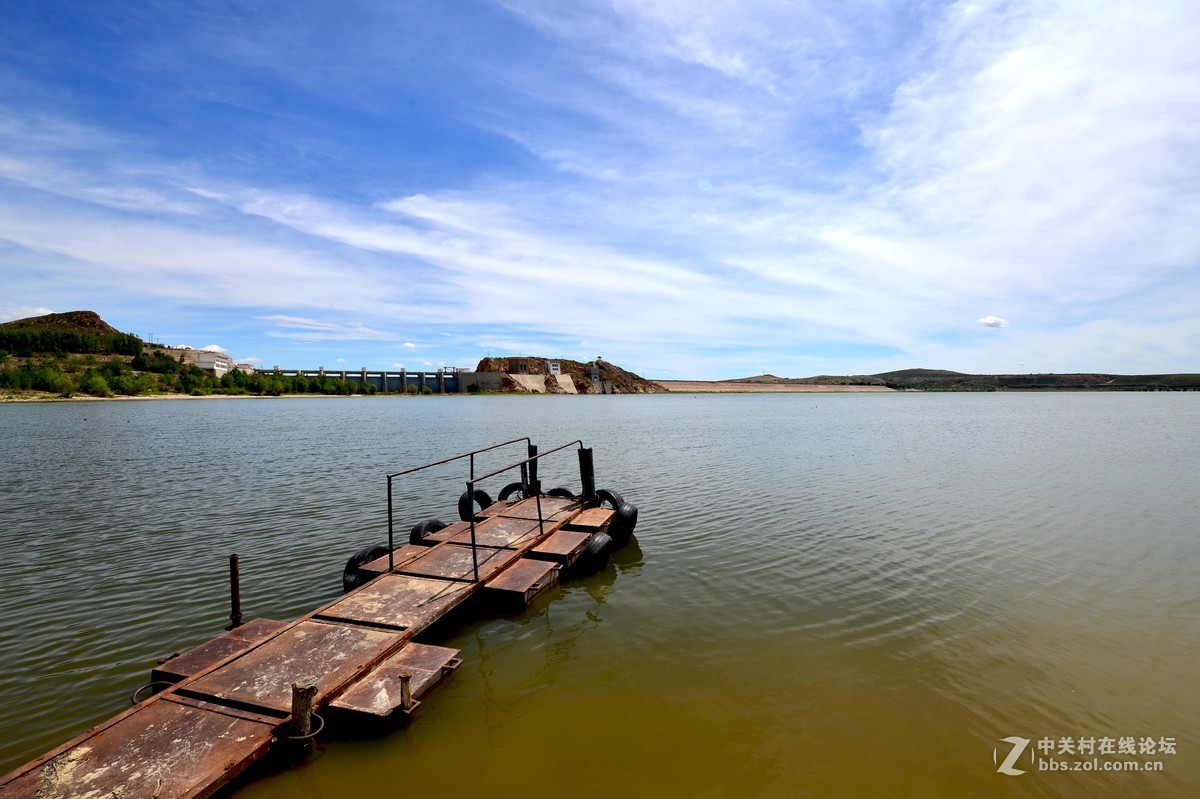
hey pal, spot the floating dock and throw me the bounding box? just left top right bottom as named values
left=0, top=440, right=637, bottom=799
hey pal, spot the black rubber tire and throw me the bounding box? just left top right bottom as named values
left=595, top=488, right=625, bottom=508
left=342, top=545, right=389, bottom=593
left=595, top=488, right=637, bottom=543
left=498, top=482, right=525, bottom=501
left=567, top=531, right=614, bottom=577
left=458, top=489, right=494, bottom=521
left=409, top=518, right=446, bottom=545
left=547, top=486, right=577, bottom=499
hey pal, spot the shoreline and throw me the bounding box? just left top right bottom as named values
left=652, top=380, right=894, bottom=393
left=2, top=383, right=900, bottom=402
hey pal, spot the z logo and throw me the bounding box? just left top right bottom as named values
left=995, top=736, right=1031, bottom=776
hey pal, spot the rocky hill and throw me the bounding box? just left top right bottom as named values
left=0, top=310, right=142, bottom=356
left=475, top=356, right=665, bottom=393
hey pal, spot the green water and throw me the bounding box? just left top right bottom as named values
left=1, top=393, right=1196, bottom=796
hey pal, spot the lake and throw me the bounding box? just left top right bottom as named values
left=0, top=392, right=1196, bottom=797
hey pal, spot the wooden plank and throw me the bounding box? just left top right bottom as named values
left=446, top=516, right=542, bottom=549
left=153, top=618, right=288, bottom=684
left=395, top=542, right=517, bottom=582
left=357, top=544, right=429, bottom=581
left=330, top=643, right=461, bottom=719
left=183, top=620, right=403, bottom=715
left=498, top=495, right=579, bottom=522
left=528, top=530, right=592, bottom=565
left=315, top=574, right=473, bottom=631
left=484, top=558, right=560, bottom=607
left=0, top=699, right=275, bottom=799
left=564, top=507, right=615, bottom=532
left=475, top=499, right=515, bottom=519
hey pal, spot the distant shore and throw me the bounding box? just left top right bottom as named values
left=3, top=384, right=896, bottom=402
left=652, top=380, right=894, bottom=393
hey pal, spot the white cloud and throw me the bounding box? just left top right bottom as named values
left=0, top=305, right=55, bottom=323
left=977, top=316, right=1008, bottom=329
left=402, top=342, right=416, bottom=349
left=200, top=344, right=226, bottom=352
left=259, top=315, right=396, bottom=341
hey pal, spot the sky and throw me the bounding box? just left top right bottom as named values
left=1, top=0, right=1198, bottom=380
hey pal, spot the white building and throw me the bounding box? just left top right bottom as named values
left=193, top=350, right=236, bottom=377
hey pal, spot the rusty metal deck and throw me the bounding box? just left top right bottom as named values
left=315, top=573, right=475, bottom=630
left=330, top=643, right=462, bottom=719
left=0, top=493, right=593, bottom=799
left=1, top=698, right=277, bottom=799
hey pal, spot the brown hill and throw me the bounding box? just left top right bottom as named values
left=1, top=310, right=121, bottom=335
left=475, top=356, right=665, bottom=393
left=0, top=311, right=142, bottom=357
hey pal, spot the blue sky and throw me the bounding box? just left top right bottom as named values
left=2, top=0, right=1197, bottom=379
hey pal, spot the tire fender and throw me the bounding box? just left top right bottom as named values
left=595, top=488, right=638, bottom=543
left=498, top=482, right=525, bottom=501
left=567, top=531, right=614, bottom=577
left=409, top=518, right=447, bottom=545
left=342, top=545, right=389, bottom=593
left=458, top=489, right=494, bottom=521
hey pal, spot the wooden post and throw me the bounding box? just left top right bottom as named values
left=399, top=672, right=414, bottom=712
left=226, top=554, right=242, bottom=630
left=291, top=677, right=318, bottom=737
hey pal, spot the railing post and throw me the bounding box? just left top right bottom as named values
left=578, top=447, right=596, bottom=505
left=387, top=476, right=394, bottom=571
left=467, top=480, right=480, bottom=582
left=527, top=443, right=539, bottom=495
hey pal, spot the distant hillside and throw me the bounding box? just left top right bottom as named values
left=873, top=368, right=967, bottom=380
left=2, top=310, right=121, bottom=334
left=476, top=356, right=664, bottom=393
left=729, top=373, right=887, bottom=387
left=0, top=310, right=142, bottom=356
left=870, top=370, right=1200, bottom=391
left=1, top=311, right=381, bottom=399
left=728, top=368, right=1200, bottom=391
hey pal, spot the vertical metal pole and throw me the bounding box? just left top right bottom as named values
left=578, top=447, right=596, bottom=505
left=387, top=476, right=395, bottom=571
left=467, top=480, right=480, bottom=582
left=527, top=444, right=539, bottom=496
left=227, top=554, right=243, bottom=630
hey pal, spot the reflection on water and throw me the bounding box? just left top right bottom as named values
left=0, top=394, right=1196, bottom=797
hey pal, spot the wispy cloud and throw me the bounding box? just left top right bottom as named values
left=260, top=315, right=397, bottom=342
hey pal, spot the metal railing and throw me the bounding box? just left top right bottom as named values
left=386, top=439, right=596, bottom=580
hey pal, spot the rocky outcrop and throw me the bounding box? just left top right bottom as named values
left=475, top=357, right=665, bottom=394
